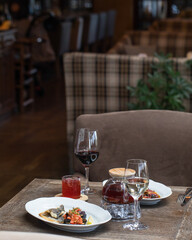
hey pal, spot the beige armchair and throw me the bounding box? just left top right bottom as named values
left=74, top=110, right=192, bottom=186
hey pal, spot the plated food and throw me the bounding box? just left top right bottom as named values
left=39, top=205, right=89, bottom=225
left=25, top=197, right=111, bottom=233
left=143, top=189, right=160, bottom=199
left=140, top=179, right=172, bottom=205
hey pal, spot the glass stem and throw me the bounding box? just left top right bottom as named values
left=84, top=166, right=90, bottom=191
left=133, top=198, right=139, bottom=225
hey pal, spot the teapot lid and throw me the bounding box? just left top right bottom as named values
left=109, top=168, right=135, bottom=178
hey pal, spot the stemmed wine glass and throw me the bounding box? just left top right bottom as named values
left=74, top=128, right=99, bottom=194
left=123, top=159, right=149, bottom=230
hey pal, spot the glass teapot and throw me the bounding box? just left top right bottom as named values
left=101, top=168, right=141, bottom=220
left=102, top=177, right=133, bottom=204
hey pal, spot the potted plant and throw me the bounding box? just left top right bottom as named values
left=127, top=53, right=192, bottom=111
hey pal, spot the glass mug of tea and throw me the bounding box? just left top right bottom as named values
left=62, top=175, right=81, bottom=199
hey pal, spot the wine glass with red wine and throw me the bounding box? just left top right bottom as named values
left=74, top=128, right=99, bottom=194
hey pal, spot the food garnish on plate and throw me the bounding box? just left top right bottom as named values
left=143, top=189, right=160, bottom=199
left=39, top=205, right=90, bottom=225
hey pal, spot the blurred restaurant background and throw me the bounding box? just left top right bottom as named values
left=1, top=0, right=192, bottom=206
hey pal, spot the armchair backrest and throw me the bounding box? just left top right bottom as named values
left=75, top=110, right=192, bottom=186
left=109, top=31, right=192, bottom=57
left=149, top=18, right=192, bottom=32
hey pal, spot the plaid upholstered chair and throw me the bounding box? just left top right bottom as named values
left=108, top=31, right=192, bottom=57
left=74, top=110, right=192, bottom=186
left=63, top=52, right=192, bottom=148
left=149, top=18, right=192, bottom=32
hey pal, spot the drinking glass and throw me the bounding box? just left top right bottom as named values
left=123, top=159, right=149, bottom=230
left=62, top=175, right=81, bottom=199
left=74, top=128, right=99, bottom=194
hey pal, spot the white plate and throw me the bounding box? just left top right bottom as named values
left=102, top=179, right=172, bottom=206
left=140, top=179, right=172, bottom=205
left=0, top=231, right=83, bottom=240
left=25, top=197, right=111, bottom=233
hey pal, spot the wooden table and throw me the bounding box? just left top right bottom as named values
left=0, top=178, right=191, bottom=240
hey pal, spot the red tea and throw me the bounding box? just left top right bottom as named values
left=102, top=181, right=134, bottom=204
left=102, top=179, right=143, bottom=204
left=102, top=182, right=133, bottom=204
left=62, top=176, right=81, bottom=199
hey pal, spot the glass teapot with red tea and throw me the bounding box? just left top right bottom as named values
left=101, top=168, right=141, bottom=220
left=102, top=168, right=135, bottom=204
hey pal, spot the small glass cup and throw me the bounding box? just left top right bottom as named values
left=62, top=175, right=81, bottom=199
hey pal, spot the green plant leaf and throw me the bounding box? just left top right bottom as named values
left=126, top=53, right=192, bottom=111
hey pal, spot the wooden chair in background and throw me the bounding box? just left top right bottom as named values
left=14, top=38, right=42, bottom=112
left=82, top=13, right=99, bottom=52
left=106, top=10, right=116, bottom=51
left=97, top=11, right=107, bottom=53
left=45, top=17, right=72, bottom=80
left=70, top=17, right=84, bottom=52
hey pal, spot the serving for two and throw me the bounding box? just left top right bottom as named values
left=25, top=128, right=172, bottom=233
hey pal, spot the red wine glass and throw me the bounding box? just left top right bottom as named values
left=74, top=128, right=99, bottom=194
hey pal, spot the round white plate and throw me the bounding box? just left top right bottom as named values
left=140, top=179, right=172, bottom=205
left=102, top=179, right=172, bottom=206
left=25, top=197, right=111, bottom=233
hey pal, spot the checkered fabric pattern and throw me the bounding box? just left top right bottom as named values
left=63, top=52, right=192, bottom=142
left=108, top=31, right=192, bottom=57
left=149, top=18, right=192, bottom=32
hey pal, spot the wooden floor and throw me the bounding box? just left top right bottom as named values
left=0, top=73, right=70, bottom=207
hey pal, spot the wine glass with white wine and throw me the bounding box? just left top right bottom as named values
left=123, top=159, right=149, bottom=230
